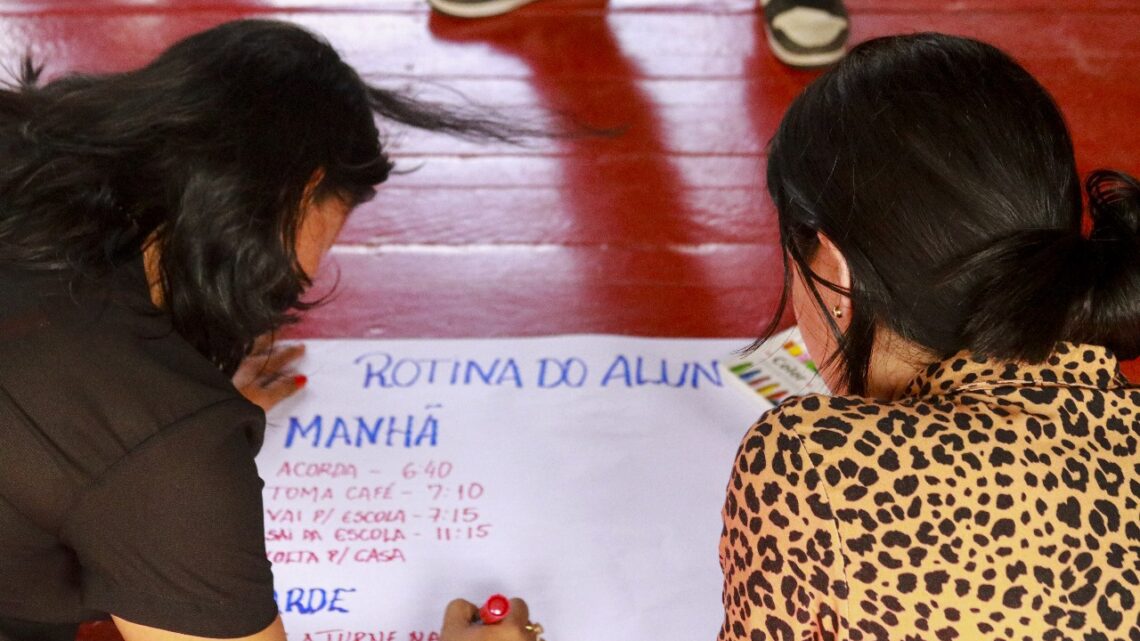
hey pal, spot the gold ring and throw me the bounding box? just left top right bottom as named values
left=524, top=622, right=544, bottom=635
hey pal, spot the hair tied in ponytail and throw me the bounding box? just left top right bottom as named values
left=1086, top=169, right=1140, bottom=241
left=1068, top=168, right=1140, bottom=361
left=945, top=227, right=1087, bottom=363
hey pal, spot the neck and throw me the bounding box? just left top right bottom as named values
left=142, top=240, right=164, bottom=308
left=865, top=329, right=934, bottom=400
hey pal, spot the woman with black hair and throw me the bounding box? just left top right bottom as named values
left=0, top=19, right=539, bottom=641
left=721, top=33, right=1140, bottom=640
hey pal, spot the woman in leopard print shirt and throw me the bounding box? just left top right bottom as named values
left=721, top=34, right=1140, bottom=640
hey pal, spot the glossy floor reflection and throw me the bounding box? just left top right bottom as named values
left=0, top=3, right=1133, bottom=637
left=1, top=0, right=1136, bottom=372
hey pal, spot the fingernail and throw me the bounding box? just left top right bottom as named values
left=293, top=375, right=308, bottom=388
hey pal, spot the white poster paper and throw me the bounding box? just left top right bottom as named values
left=257, top=336, right=772, bottom=641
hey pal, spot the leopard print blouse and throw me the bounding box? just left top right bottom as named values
left=720, top=343, right=1139, bottom=641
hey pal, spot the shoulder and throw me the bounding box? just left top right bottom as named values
left=743, top=393, right=891, bottom=454
left=0, top=263, right=258, bottom=481
left=731, top=392, right=927, bottom=506
left=728, top=394, right=872, bottom=523
left=0, top=261, right=238, bottom=402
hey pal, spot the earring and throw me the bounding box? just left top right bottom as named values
left=832, top=305, right=844, bottom=319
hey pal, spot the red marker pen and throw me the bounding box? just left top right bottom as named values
left=479, top=594, right=510, bottom=624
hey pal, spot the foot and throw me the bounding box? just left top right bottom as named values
left=427, top=0, right=544, bottom=18
left=759, top=0, right=849, bottom=68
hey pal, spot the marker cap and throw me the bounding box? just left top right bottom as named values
left=479, top=594, right=510, bottom=624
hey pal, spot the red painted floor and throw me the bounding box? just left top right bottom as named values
left=0, top=2, right=1133, bottom=637
left=1, top=1, right=1136, bottom=377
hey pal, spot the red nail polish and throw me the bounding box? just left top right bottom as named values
left=293, top=374, right=308, bottom=388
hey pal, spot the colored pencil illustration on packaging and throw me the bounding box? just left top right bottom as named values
left=722, top=327, right=829, bottom=405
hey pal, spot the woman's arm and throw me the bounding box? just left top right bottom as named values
left=113, top=599, right=539, bottom=641
left=719, top=400, right=849, bottom=640
left=112, top=616, right=287, bottom=641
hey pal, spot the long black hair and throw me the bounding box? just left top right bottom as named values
left=0, top=19, right=525, bottom=374
left=762, top=33, right=1140, bottom=395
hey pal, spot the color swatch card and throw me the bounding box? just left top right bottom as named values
left=721, top=326, right=829, bottom=405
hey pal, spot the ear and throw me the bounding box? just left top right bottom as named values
left=815, top=232, right=852, bottom=320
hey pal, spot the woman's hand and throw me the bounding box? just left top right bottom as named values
left=441, top=598, right=543, bottom=641
left=231, top=336, right=307, bottom=413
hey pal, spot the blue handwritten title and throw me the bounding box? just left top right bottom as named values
left=353, top=352, right=722, bottom=391
left=283, top=353, right=723, bottom=449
